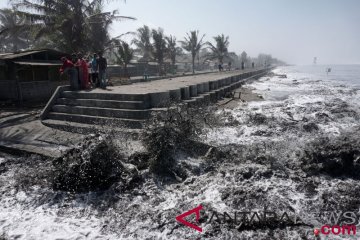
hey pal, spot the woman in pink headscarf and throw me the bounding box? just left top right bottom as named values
left=76, top=53, right=89, bottom=89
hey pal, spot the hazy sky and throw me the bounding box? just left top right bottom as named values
left=1, top=0, right=360, bottom=64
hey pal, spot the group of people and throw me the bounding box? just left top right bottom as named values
left=218, top=62, right=232, bottom=72
left=60, top=53, right=108, bottom=90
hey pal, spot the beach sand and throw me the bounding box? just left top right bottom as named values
left=217, top=85, right=264, bottom=109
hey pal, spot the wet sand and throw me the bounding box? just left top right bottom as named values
left=217, top=85, right=264, bottom=109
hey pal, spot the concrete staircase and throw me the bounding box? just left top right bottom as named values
left=41, top=69, right=271, bottom=132
left=42, top=91, right=151, bottom=131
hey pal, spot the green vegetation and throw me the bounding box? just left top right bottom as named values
left=0, top=1, right=283, bottom=74
left=165, top=35, right=182, bottom=73
left=151, top=28, right=167, bottom=75
left=114, top=40, right=134, bottom=78
left=206, top=34, right=230, bottom=65
left=180, top=30, right=206, bottom=74
left=6, top=0, right=135, bottom=53
left=132, top=25, right=153, bottom=63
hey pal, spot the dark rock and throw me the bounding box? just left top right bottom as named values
left=302, top=122, right=319, bottom=132
left=249, top=113, right=267, bottom=125
left=301, top=135, right=360, bottom=178
left=52, top=134, right=137, bottom=193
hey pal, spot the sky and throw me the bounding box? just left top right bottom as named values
left=1, top=0, right=360, bottom=65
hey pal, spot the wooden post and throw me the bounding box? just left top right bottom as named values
left=32, top=67, right=36, bottom=82
left=13, top=64, right=23, bottom=104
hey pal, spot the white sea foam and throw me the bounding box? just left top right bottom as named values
left=1, top=65, right=360, bottom=239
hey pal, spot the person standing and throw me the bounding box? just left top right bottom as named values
left=98, top=53, right=108, bottom=89
left=90, top=53, right=99, bottom=87
left=71, top=53, right=80, bottom=87
left=76, top=53, right=89, bottom=90
left=60, top=57, right=79, bottom=90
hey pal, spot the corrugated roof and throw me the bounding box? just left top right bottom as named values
left=13, top=61, right=62, bottom=66
left=0, top=49, right=67, bottom=60
left=0, top=53, right=12, bottom=57
left=0, top=50, right=45, bottom=60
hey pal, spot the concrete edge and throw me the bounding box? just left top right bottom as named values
left=0, top=141, right=62, bottom=158
left=151, top=68, right=272, bottom=108
left=40, top=85, right=71, bottom=120
left=148, top=67, right=273, bottom=108
left=128, top=70, right=218, bottom=84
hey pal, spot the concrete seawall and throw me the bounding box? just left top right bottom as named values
left=41, top=68, right=272, bottom=130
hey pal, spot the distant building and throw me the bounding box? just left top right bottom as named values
left=0, top=49, right=69, bottom=102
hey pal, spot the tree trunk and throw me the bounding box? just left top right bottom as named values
left=192, top=55, right=195, bottom=74
left=172, top=57, right=176, bottom=74
left=124, top=64, right=129, bottom=79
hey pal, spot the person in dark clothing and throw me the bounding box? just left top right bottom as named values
left=60, top=57, right=79, bottom=90
left=89, top=53, right=99, bottom=87
left=71, top=53, right=80, bottom=87
left=76, top=52, right=89, bottom=90
left=98, top=53, right=107, bottom=89
left=71, top=53, right=78, bottom=64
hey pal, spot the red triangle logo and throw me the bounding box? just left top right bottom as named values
left=175, top=205, right=203, bottom=232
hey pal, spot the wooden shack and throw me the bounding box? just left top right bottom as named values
left=0, top=49, right=69, bottom=102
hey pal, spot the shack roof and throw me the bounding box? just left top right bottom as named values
left=13, top=61, right=62, bottom=66
left=0, top=49, right=68, bottom=61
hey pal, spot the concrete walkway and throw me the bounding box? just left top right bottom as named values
left=90, top=69, right=258, bottom=94
left=0, top=111, right=83, bottom=157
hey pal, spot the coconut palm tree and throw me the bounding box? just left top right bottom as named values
left=240, top=51, right=248, bottom=67
left=206, top=34, right=230, bottom=65
left=132, top=25, right=152, bottom=62
left=114, top=40, right=133, bottom=78
left=180, top=30, right=205, bottom=74
left=165, top=35, right=182, bottom=74
left=0, top=8, right=32, bottom=52
left=151, top=28, right=167, bottom=75
left=87, top=2, right=133, bottom=54
left=9, top=0, right=135, bottom=53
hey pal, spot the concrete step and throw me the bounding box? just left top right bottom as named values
left=56, top=98, right=148, bottom=109
left=42, top=119, right=142, bottom=136
left=52, top=105, right=150, bottom=119
left=47, top=112, right=145, bottom=129
left=61, top=91, right=149, bottom=102
left=184, top=93, right=211, bottom=107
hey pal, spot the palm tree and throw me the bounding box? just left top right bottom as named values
left=257, top=53, right=272, bottom=67
left=206, top=34, right=230, bottom=65
left=165, top=35, right=182, bottom=74
left=114, top=40, right=133, bottom=78
left=151, top=28, right=167, bottom=75
left=180, top=30, right=205, bottom=74
left=240, top=51, right=247, bottom=68
left=9, top=0, right=135, bottom=53
left=0, top=8, right=32, bottom=52
left=87, top=2, right=135, bottom=54
left=132, top=25, right=152, bottom=62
